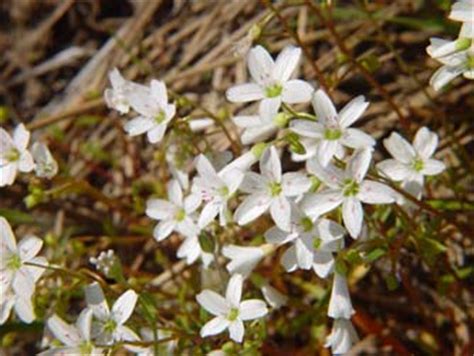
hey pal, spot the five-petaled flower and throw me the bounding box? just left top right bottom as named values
left=196, top=274, right=268, bottom=343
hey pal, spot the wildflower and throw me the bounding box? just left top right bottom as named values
left=31, top=142, right=58, bottom=179
left=85, top=282, right=140, bottom=346
left=325, top=319, right=359, bottom=354
left=196, top=274, right=268, bottom=343
left=376, top=127, right=445, bottom=200
left=0, top=124, right=35, bottom=187
left=146, top=179, right=201, bottom=241
left=232, top=102, right=290, bottom=145
left=226, top=45, right=313, bottom=113
left=124, top=80, right=176, bottom=144
left=177, top=235, right=214, bottom=267
left=261, top=284, right=287, bottom=309
left=234, top=146, right=311, bottom=231
left=191, top=154, right=244, bottom=228
left=40, top=309, right=102, bottom=355
left=303, top=149, right=395, bottom=238
left=290, top=89, right=374, bottom=165
left=449, top=1, right=474, bottom=23
left=0, top=217, right=46, bottom=324
left=104, top=68, right=149, bottom=114
left=265, top=204, right=345, bottom=278
left=222, top=245, right=265, bottom=277
left=327, top=273, right=355, bottom=319
left=89, top=249, right=118, bottom=277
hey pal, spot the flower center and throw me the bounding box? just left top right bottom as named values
left=313, top=237, right=322, bottom=250
left=227, top=308, right=239, bottom=321
left=7, top=254, right=21, bottom=271
left=155, top=110, right=166, bottom=124
left=300, top=217, right=313, bottom=232
left=272, top=112, right=290, bottom=128
left=455, top=37, right=471, bottom=51
left=218, top=186, right=229, bottom=198
left=269, top=182, right=282, bottom=197
left=104, top=319, right=117, bottom=333
left=5, top=148, right=20, bottom=162
left=324, top=128, right=342, bottom=140
left=343, top=179, right=359, bottom=197
left=412, top=157, right=424, bottom=172
left=79, top=343, right=93, bottom=354
left=175, top=208, right=186, bottom=222
left=265, top=83, right=282, bottom=98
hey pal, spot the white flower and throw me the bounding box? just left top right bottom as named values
left=0, top=124, right=35, bottom=187
left=222, top=245, right=265, bottom=277
left=89, top=249, right=117, bottom=276
left=232, top=103, right=290, bottom=145
left=31, top=142, right=58, bottom=179
left=177, top=235, right=214, bottom=267
left=303, top=149, right=395, bottom=238
left=290, top=90, right=374, bottom=165
left=265, top=204, right=345, bottom=278
left=191, top=155, right=244, bottom=228
left=0, top=217, right=46, bottom=324
left=325, top=319, right=359, bottom=355
left=85, top=282, right=139, bottom=346
left=40, top=309, right=102, bottom=355
left=104, top=68, right=149, bottom=114
left=124, top=80, right=176, bottom=144
left=376, top=127, right=445, bottom=200
left=427, top=38, right=474, bottom=90
left=146, top=179, right=201, bottom=241
left=196, top=274, right=268, bottom=343
left=449, top=1, right=474, bottom=24
left=327, top=273, right=355, bottom=319
left=226, top=45, right=313, bottom=114
left=234, top=146, right=311, bottom=231
left=261, top=284, right=287, bottom=309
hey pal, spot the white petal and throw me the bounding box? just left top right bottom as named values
left=264, top=226, right=292, bottom=245
left=316, top=140, right=339, bottom=166
left=220, top=168, right=244, bottom=195
left=281, top=245, right=298, bottom=272
left=282, top=172, right=311, bottom=196
left=359, top=181, right=396, bottom=204
left=241, top=125, right=277, bottom=145
left=233, top=115, right=261, bottom=128
left=31, top=142, right=58, bottom=178
left=413, top=127, right=438, bottom=159
left=195, top=154, right=221, bottom=185
left=270, top=196, right=292, bottom=231
left=189, top=118, right=214, bottom=132
left=260, top=146, right=281, bottom=182
left=239, top=300, right=268, bottom=320
left=84, top=282, right=110, bottom=320
left=306, top=157, right=344, bottom=188
left=177, top=218, right=199, bottom=238
left=239, top=172, right=267, bottom=193
left=312, top=251, right=335, bottom=278
left=197, top=290, right=230, bottom=316
left=429, top=65, right=464, bottom=91
left=222, top=245, right=264, bottom=277
left=226, top=83, right=265, bottom=102
left=0, top=163, right=17, bottom=187
left=167, top=180, right=183, bottom=206
left=13, top=268, right=35, bottom=296
left=234, top=193, right=271, bottom=226
left=177, top=236, right=201, bottom=264
left=0, top=217, right=17, bottom=251
left=76, top=308, right=93, bottom=341
left=25, top=257, right=47, bottom=282
left=226, top=274, right=243, bottom=306
left=111, top=290, right=137, bottom=324
left=342, top=198, right=363, bottom=239
left=347, top=148, right=372, bottom=182
left=146, top=124, right=167, bottom=144
left=376, top=159, right=411, bottom=181
left=261, top=285, right=287, bottom=309
left=338, top=95, right=369, bottom=128
left=273, top=45, right=301, bottom=82
left=184, top=193, right=201, bottom=213
left=340, top=128, right=375, bottom=149
left=421, top=159, right=445, bottom=176
left=18, top=152, right=35, bottom=173
left=247, top=45, right=274, bottom=85
left=146, top=199, right=174, bottom=220
left=198, top=201, right=221, bottom=228
left=228, top=320, right=245, bottom=343
left=123, top=116, right=154, bottom=136
left=449, top=1, right=474, bottom=22
left=14, top=297, right=35, bottom=324
left=327, top=273, right=355, bottom=319
left=315, top=219, right=346, bottom=246
left=47, top=314, right=81, bottom=346
left=312, top=90, right=337, bottom=122
left=383, top=132, right=416, bottom=164
left=259, top=96, right=280, bottom=121
left=150, top=79, right=168, bottom=107
left=18, top=235, right=42, bottom=261
left=13, top=124, right=30, bottom=150
left=301, top=190, right=343, bottom=219
left=200, top=316, right=230, bottom=337
left=0, top=298, right=14, bottom=325
left=325, top=319, right=359, bottom=354
left=460, top=21, right=474, bottom=38
left=153, top=220, right=176, bottom=241
left=290, top=120, right=325, bottom=138
left=282, top=80, right=313, bottom=103
left=0, top=128, right=15, bottom=155
left=295, top=239, right=313, bottom=270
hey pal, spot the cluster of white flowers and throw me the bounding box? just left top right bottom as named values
left=0, top=123, right=57, bottom=186
left=427, top=0, right=474, bottom=90
left=102, top=43, right=447, bottom=353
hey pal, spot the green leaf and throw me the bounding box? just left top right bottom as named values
left=0, top=208, right=38, bottom=225
left=198, top=232, right=215, bottom=253
left=384, top=274, right=399, bottom=291
left=365, top=248, right=386, bottom=262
